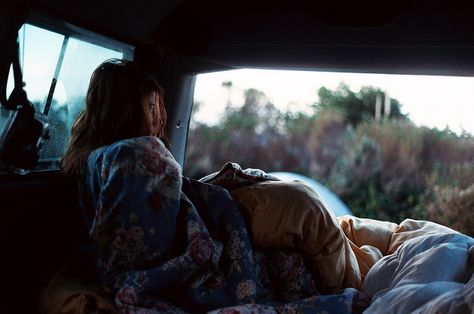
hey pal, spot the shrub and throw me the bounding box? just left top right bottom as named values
left=308, top=109, right=348, bottom=180
left=426, top=184, right=474, bottom=236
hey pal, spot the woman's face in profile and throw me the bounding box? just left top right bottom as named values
left=142, top=91, right=161, bottom=136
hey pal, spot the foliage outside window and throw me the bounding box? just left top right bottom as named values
left=186, top=76, right=474, bottom=236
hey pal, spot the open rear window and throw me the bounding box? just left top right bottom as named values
left=186, top=69, right=474, bottom=235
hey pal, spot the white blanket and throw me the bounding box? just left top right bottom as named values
left=362, top=232, right=474, bottom=313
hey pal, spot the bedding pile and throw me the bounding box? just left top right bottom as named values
left=47, top=136, right=473, bottom=313
left=362, top=232, right=474, bottom=313
left=335, top=216, right=474, bottom=313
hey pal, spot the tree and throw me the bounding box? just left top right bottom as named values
left=314, top=83, right=407, bottom=127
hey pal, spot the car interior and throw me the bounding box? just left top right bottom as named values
left=1, top=0, right=474, bottom=313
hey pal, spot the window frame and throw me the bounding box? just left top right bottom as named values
left=27, top=12, right=135, bottom=60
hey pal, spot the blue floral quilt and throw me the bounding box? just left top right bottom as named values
left=82, top=136, right=368, bottom=313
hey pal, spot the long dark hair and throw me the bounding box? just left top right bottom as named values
left=62, top=59, right=168, bottom=177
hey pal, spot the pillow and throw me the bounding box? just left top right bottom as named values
left=230, top=180, right=362, bottom=293
left=229, top=180, right=338, bottom=249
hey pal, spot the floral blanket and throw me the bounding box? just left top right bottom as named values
left=82, top=136, right=368, bottom=313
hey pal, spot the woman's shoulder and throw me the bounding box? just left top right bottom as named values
left=108, top=136, right=166, bottom=151
left=87, top=136, right=179, bottom=174
left=90, top=136, right=166, bottom=158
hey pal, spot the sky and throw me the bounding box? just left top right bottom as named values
left=194, top=69, right=474, bottom=135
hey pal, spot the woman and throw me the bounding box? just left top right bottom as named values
left=62, top=59, right=192, bottom=310
left=61, top=59, right=369, bottom=313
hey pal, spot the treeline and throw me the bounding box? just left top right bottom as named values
left=185, top=83, right=474, bottom=236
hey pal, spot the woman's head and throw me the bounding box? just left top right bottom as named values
left=84, top=58, right=167, bottom=140
left=62, top=59, right=167, bottom=176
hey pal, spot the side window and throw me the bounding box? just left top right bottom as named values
left=5, top=23, right=130, bottom=171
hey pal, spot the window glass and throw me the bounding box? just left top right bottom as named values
left=19, top=24, right=64, bottom=108
left=5, top=23, right=128, bottom=170
left=39, top=36, right=123, bottom=165
left=187, top=69, right=474, bottom=236
left=6, top=65, right=14, bottom=98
